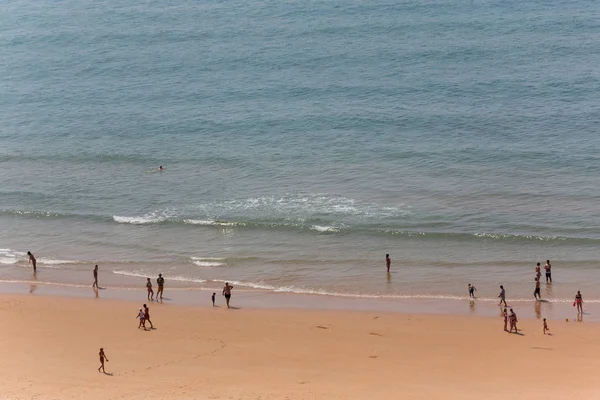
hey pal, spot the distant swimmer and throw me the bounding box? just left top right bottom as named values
left=498, top=285, right=507, bottom=307
left=385, top=254, right=391, bottom=273
left=544, top=260, right=552, bottom=283
left=98, top=348, right=109, bottom=373
left=574, top=291, right=583, bottom=314
left=222, top=282, right=233, bottom=308
left=156, top=274, right=164, bottom=300
left=146, top=278, right=154, bottom=301
left=468, top=284, right=477, bottom=298
left=158, top=165, right=164, bottom=171
left=93, top=265, right=99, bottom=288
left=27, top=251, right=37, bottom=273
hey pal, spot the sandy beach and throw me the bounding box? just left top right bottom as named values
left=1, top=294, right=600, bottom=400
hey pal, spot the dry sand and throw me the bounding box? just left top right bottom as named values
left=1, top=294, right=599, bottom=400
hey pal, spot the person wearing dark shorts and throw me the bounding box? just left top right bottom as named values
left=156, top=274, right=164, bottom=300
left=222, top=282, right=233, bottom=308
left=533, top=277, right=541, bottom=300
left=544, top=260, right=552, bottom=283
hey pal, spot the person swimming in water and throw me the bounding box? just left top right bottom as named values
left=158, top=165, right=164, bottom=171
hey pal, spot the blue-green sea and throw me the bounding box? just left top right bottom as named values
left=1, top=0, right=600, bottom=303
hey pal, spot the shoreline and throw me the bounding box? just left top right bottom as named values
left=0, top=279, right=595, bottom=322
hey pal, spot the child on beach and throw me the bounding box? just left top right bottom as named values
left=146, top=278, right=154, bottom=301
left=212, top=292, right=216, bottom=306
left=543, top=318, right=549, bottom=335
left=98, top=348, right=109, bottom=373
left=468, top=284, right=477, bottom=298
left=137, top=308, right=146, bottom=329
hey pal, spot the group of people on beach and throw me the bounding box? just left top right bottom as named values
left=462, top=259, right=585, bottom=334
left=145, top=274, right=165, bottom=301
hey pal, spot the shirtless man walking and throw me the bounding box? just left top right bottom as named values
left=223, top=282, right=233, bottom=308
left=27, top=251, right=37, bottom=273
left=92, top=265, right=99, bottom=288
left=98, top=348, right=109, bottom=373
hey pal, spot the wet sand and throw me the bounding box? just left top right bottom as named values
left=1, top=294, right=600, bottom=399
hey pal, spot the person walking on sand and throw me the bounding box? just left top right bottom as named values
left=156, top=274, right=164, bottom=300
left=544, top=260, right=552, bottom=283
left=385, top=254, right=391, bottom=273
left=146, top=278, right=154, bottom=301
left=468, top=284, right=477, bottom=298
left=98, top=348, right=109, bottom=373
left=575, top=291, right=583, bottom=313
left=543, top=318, right=549, bottom=335
left=92, top=265, right=99, bottom=288
left=533, top=277, right=541, bottom=300
left=509, top=308, right=518, bottom=333
left=143, top=304, right=154, bottom=329
left=222, top=282, right=233, bottom=308
left=498, top=285, right=507, bottom=307
left=212, top=292, right=216, bottom=306
left=27, top=251, right=37, bottom=273
left=535, top=262, right=541, bottom=281
left=137, top=307, right=146, bottom=329
left=503, top=307, right=508, bottom=332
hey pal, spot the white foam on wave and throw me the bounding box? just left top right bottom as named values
left=184, top=219, right=243, bottom=227
left=38, top=258, right=83, bottom=266
left=112, top=270, right=206, bottom=284
left=0, top=249, right=26, bottom=265
left=191, top=257, right=226, bottom=267
left=310, top=225, right=342, bottom=233
left=113, top=215, right=166, bottom=224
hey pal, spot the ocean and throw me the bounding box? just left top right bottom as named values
left=1, top=0, right=600, bottom=307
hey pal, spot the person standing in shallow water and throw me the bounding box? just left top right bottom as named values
left=533, top=277, right=541, bottom=300
left=535, top=262, right=541, bottom=281
left=27, top=251, right=36, bottom=273
left=498, top=285, right=507, bottom=307
left=223, top=282, right=233, bottom=308
left=575, top=291, right=583, bottom=314
left=92, top=265, right=99, bottom=288
left=544, top=260, right=552, bottom=283
left=385, top=254, right=391, bottom=273
left=468, top=284, right=477, bottom=298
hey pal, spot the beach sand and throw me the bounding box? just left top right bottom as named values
left=1, top=294, right=600, bottom=400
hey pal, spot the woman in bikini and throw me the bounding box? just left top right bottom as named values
left=146, top=278, right=154, bottom=301
left=575, top=291, right=583, bottom=314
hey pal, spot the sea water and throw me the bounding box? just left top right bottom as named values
left=1, top=0, right=600, bottom=305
